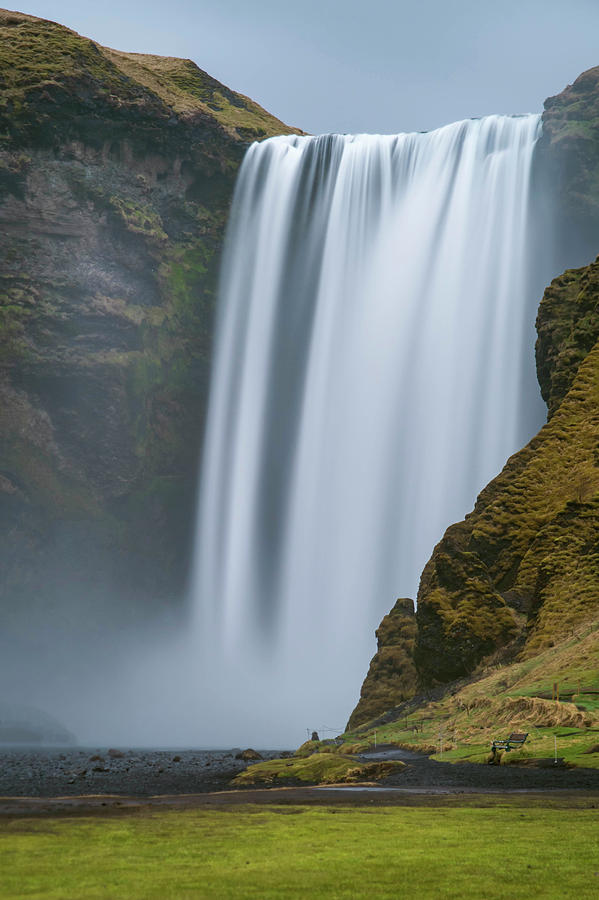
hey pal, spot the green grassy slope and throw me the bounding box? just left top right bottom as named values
left=0, top=8, right=299, bottom=146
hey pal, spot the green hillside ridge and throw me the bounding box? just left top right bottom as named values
left=0, top=8, right=298, bottom=145
left=0, top=8, right=298, bottom=621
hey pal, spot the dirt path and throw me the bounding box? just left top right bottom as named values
left=3, top=784, right=599, bottom=819
left=358, top=746, right=599, bottom=791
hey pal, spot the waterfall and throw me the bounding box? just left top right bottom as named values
left=191, top=115, right=546, bottom=743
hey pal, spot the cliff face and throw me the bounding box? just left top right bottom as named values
left=347, top=599, right=417, bottom=730
left=0, top=9, right=299, bottom=621
left=350, top=67, right=599, bottom=726
left=536, top=65, right=599, bottom=264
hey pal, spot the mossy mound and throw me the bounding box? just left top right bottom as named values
left=232, top=752, right=405, bottom=787
left=294, top=740, right=337, bottom=757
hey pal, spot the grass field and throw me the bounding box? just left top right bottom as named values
left=2, top=800, right=599, bottom=899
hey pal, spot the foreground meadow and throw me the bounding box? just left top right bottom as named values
left=2, top=799, right=599, bottom=899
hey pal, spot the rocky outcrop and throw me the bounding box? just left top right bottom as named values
left=347, top=598, right=418, bottom=729
left=536, top=65, right=599, bottom=263
left=536, top=259, right=599, bottom=417
left=0, top=10, right=299, bottom=621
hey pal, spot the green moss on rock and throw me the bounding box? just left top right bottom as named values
left=536, top=259, right=599, bottom=416
left=233, top=752, right=405, bottom=786
left=347, top=599, right=418, bottom=730
left=414, top=330, right=599, bottom=684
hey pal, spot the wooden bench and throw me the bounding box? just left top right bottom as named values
left=491, top=732, right=529, bottom=755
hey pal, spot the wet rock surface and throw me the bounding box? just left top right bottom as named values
left=0, top=748, right=285, bottom=797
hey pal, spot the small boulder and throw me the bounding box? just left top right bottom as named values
left=235, top=748, right=263, bottom=761
left=89, top=755, right=104, bottom=763
left=107, top=748, right=124, bottom=759
left=172, top=755, right=181, bottom=762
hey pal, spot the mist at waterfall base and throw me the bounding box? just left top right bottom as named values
left=8, top=114, right=557, bottom=748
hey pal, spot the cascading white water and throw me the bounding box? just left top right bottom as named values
left=192, top=115, right=546, bottom=742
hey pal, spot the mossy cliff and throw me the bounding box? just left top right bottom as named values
left=0, top=9, right=299, bottom=622
left=351, top=257, right=599, bottom=727
left=347, top=599, right=418, bottom=730
left=351, top=68, right=599, bottom=729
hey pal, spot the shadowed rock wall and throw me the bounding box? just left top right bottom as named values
left=0, top=9, right=299, bottom=624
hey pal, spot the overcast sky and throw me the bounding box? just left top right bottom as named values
left=16, top=0, right=599, bottom=134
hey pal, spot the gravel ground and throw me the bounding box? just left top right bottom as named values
left=2, top=744, right=599, bottom=799
left=362, top=746, right=599, bottom=791
left=0, top=747, right=286, bottom=797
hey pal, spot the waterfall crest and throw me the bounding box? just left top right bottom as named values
left=192, top=115, right=546, bottom=740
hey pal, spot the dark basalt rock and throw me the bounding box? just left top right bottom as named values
left=536, top=65, right=599, bottom=265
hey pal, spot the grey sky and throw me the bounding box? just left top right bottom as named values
left=15, top=0, right=599, bottom=134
